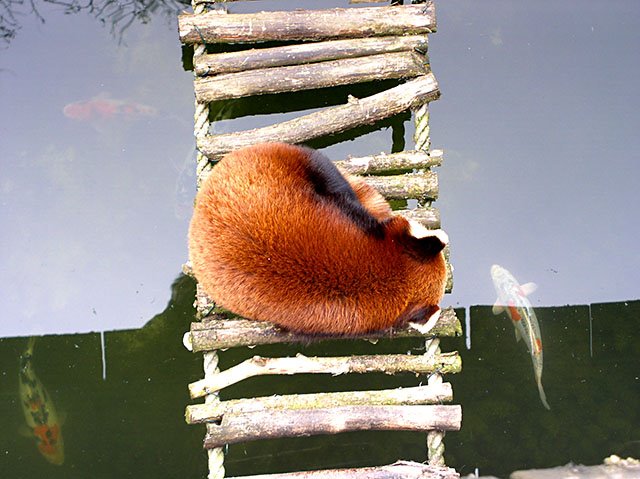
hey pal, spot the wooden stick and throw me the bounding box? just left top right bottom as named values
left=204, top=405, right=461, bottom=447
left=363, top=170, right=437, bottom=201
left=189, top=351, right=462, bottom=398
left=196, top=156, right=438, bottom=200
left=185, top=306, right=461, bottom=352
left=226, top=460, right=459, bottom=479
left=399, top=207, right=440, bottom=230
left=195, top=52, right=427, bottom=102
left=186, top=383, right=454, bottom=424
left=198, top=73, right=439, bottom=159
left=195, top=36, right=428, bottom=76
left=335, top=149, right=442, bottom=175
left=179, top=4, right=436, bottom=44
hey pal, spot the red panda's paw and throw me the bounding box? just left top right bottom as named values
left=408, top=307, right=441, bottom=335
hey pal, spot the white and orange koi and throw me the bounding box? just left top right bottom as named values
left=18, top=338, right=65, bottom=465
left=490, top=264, right=551, bottom=410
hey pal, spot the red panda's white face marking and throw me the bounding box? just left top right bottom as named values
left=408, top=220, right=449, bottom=245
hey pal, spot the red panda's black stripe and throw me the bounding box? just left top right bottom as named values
left=303, top=147, right=385, bottom=239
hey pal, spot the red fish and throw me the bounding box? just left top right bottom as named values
left=63, top=94, right=156, bottom=121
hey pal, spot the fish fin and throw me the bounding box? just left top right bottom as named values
left=59, top=411, right=67, bottom=426
left=492, top=300, right=505, bottom=315
left=521, top=282, right=538, bottom=296
left=18, top=425, right=32, bottom=438
left=514, top=327, right=522, bottom=342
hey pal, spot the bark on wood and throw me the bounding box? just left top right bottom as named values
left=399, top=207, right=441, bottom=230
left=179, top=4, right=436, bottom=44
left=194, top=36, right=428, bottom=76
left=186, top=383, right=453, bottom=424
left=195, top=52, right=427, bottom=102
left=189, top=351, right=462, bottom=398
left=445, top=248, right=454, bottom=294
left=363, top=170, right=437, bottom=201
left=204, top=405, right=461, bottom=447
left=335, top=149, right=442, bottom=175
left=198, top=73, right=440, bottom=159
left=185, top=306, right=461, bottom=352
left=226, top=460, right=459, bottom=479
left=196, top=158, right=438, bottom=201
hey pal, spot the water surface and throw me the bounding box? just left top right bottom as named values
left=1, top=0, right=639, bottom=477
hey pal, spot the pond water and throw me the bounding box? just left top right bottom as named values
left=1, top=0, right=638, bottom=478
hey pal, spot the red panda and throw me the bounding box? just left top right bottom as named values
left=188, top=142, right=448, bottom=336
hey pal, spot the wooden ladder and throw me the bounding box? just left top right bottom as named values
left=179, top=2, right=462, bottom=478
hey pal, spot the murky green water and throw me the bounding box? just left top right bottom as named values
left=1, top=274, right=638, bottom=477
left=2, top=0, right=639, bottom=477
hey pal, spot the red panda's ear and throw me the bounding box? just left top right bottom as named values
left=385, top=216, right=448, bottom=258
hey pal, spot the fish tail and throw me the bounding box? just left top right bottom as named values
left=26, top=337, right=36, bottom=355
left=537, top=377, right=551, bottom=410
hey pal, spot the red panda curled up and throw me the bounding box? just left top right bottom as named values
left=188, top=142, right=448, bottom=336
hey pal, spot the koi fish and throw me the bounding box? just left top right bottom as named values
left=490, top=264, right=551, bottom=410
left=18, top=338, right=65, bottom=465
left=63, top=93, right=156, bottom=121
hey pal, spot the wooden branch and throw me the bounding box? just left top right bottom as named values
left=194, top=36, right=428, bottom=76
left=204, top=405, right=461, bottom=447
left=443, top=246, right=453, bottom=294
left=185, top=306, right=461, bottom=352
left=195, top=52, right=426, bottom=102
left=186, top=383, right=453, bottom=424
left=335, top=149, right=442, bottom=175
left=226, top=461, right=459, bottom=479
left=179, top=4, right=436, bottom=44
left=189, top=351, right=462, bottom=398
left=199, top=73, right=440, bottom=159
left=398, top=207, right=440, bottom=230
left=364, top=170, right=437, bottom=201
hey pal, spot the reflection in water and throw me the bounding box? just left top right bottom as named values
left=0, top=0, right=187, bottom=44
left=490, top=264, right=550, bottom=410
left=18, top=338, right=65, bottom=465
left=173, top=144, right=197, bottom=220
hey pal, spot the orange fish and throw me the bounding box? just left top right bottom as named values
left=19, top=338, right=65, bottom=465
left=63, top=93, right=156, bottom=121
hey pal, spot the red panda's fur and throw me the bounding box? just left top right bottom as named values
left=188, top=142, right=447, bottom=336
